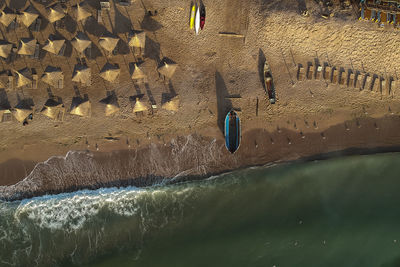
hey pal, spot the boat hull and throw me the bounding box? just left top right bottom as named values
left=224, top=110, right=241, bottom=153
left=190, top=5, right=196, bottom=29
left=195, top=8, right=200, bottom=34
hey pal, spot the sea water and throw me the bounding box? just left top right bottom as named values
left=1, top=152, right=400, bottom=267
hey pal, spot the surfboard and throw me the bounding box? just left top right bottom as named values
left=200, top=4, right=206, bottom=30
left=195, top=6, right=200, bottom=34
left=224, top=110, right=241, bottom=154
left=190, top=4, right=196, bottom=29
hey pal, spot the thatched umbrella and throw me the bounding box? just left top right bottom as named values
left=17, top=38, right=36, bottom=55
left=41, top=98, right=64, bottom=120
left=46, top=3, right=65, bottom=23
left=128, top=30, right=146, bottom=49
left=14, top=68, right=32, bottom=88
left=72, top=63, right=91, bottom=85
left=75, top=1, right=92, bottom=22
left=99, top=32, right=119, bottom=53
left=157, top=61, right=177, bottom=79
left=0, top=40, right=12, bottom=59
left=0, top=7, right=16, bottom=27
left=42, top=35, right=65, bottom=55
left=99, top=62, right=120, bottom=82
left=71, top=31, right=91, bottom=53
left=131, top=63, right=146, bottom=80
left=99, top=94, right=119, bottom=116
left=41, top=66, right=63, bottom=87
left=132, top=97, right=148, bottom=113
left=161, top=95, right=180, bottom=111
left=12, top=100, right=32, bottom=122
left=70, top=97, right=91, bottom=117
left=17, top=5, right=39, bottom=27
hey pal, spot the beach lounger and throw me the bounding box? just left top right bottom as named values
left=364, top=8, right=372, bottom=20
left=364, top=75, right=372, bottom=90
left=98, top=10, right=102, bottom=23
left=381, top=78, right=387, bottom=95
left=297, top=65, right=305, bottom=81
left=390, top=79, right=396, bottom=95
left=324, top=66, right=332, bottom=81
left=338, top=68, right=346, bottom=86
left=306, top=63, right=313, bottom=80
left=7, top=75, right=13, bottom=89
left=331, top=68, right=338, bottom=84
left=371, top=76, right=380, bottom=93
left=380, top=11, right=387, bottom=26
left=348, top=72, right=355, bottom=88
left=315, top=65, right=323, bottom=79
left=355, top=73, right=364, bottom=89
left=32, top=74, right=38, bottom=89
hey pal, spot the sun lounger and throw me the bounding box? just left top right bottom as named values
left=324, top=66, right=332, bottom=81
left=315, top=65, right=323, bottom=79
left=364, top=7, right=372, bottom=20
left=332, top=68, right=338, bottom=84
left=338, top=69, right=346, bottom=86
left=98, top=10, right=102, bottom=23
left=7, top=75, right=13, bottom=89
left=58, top=77, right=64, bottom=89
left=348, top=72, right=355, bottom=88
left=297, top=65, right=305, bottom=81
left=380, top=11, right=387, bottom=26
left=364, top=75, right=372, bottom=90
left=32, top=74, right=38, bottom=89
left=306, top=63, right=313, bottom=80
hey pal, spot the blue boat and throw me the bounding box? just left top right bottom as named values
left=224, top=110, right=241, bottom=153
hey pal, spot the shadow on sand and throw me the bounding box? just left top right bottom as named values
left=215, top=71, right=232, bottom=134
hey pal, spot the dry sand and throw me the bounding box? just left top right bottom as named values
left=0, top=0, right=400, bottom=199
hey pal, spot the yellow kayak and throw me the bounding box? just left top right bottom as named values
left=190, top=5, right=196, bottom=29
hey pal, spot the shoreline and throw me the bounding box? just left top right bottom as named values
left=1, top=115, right=400, bottom=201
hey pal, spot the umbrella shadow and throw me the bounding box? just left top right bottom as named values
left=215, top=71, right=232, bottom=134
left=144, top=82, right=156, bottom=105
left=140, top=12, right=162, bottom=32
left=112, top=2, right=132, bottom=34
left=64, top=14, right=78, bottom=34
left=116, top=39, right=130, bottom=55
left=144, top=36, right=160, bottom=62
left=83, top=16, right=107, bottom=37
left=258, top=48, right=266, bottom=90
left=0, top=88, right=11, bottom=109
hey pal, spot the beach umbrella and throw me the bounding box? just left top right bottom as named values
left=17, top=38, right=36, bottom=56
left=14, top=68, right=32, bottom=88
left=71, top=32, right=91, bottom=53
left=17, top=5, right=39, bottom=27
left=128, top=30, right=146, bottom=49
left=0, top=40, right=12, bottom=59
left=70, top=97, right=91, bottom=117
left=99, top=94, right=119, bottom=116
left=161, top=95, right=180, bottom=111
left=99, top=32, right=119, bottom=53
left=72, top=63, right=91, bottom=84
left=41, top=98, right=64, bottom=119
left=0, top=7, right=16, bottom=27
left=131, top=63, right=146, bottom=80
left=99, top=62, right=120, bottom=82
left=12, top=100, right=32, bottom=122
left=46, top=3, right=65, bottom=23
left=41, top=66, right=63, bottom=87
left=75, top=1, right=92, bottom=22
left=42, top=35, right=65, bottom=55
left=132, top=97, right=148, bottom=113
left=157, top=61, right=177, bottom=79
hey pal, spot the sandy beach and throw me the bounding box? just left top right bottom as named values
left=1, top=0, right=400, bottom=199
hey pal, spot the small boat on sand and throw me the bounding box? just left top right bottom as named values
left=200, top=4, right=206, bottom=30
left=264, top=60, right=276, bottom=104
left=190, top=4, right=196, bottom=29
left=224, top=110, right=241, bottom=154
left=195, top=6, right=200, bottom=34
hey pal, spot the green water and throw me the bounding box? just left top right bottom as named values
left=1, top=153, right=400, bottom=267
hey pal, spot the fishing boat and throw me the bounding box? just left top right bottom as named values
left=200, top=4, right=206, bottom=30
left=224, top=110, right=241, bottom=154
left=195, top=6, right=200, bottom=34
left=264, top=60, right=276, bottom=104
left=190, top=4, right=196, bottom=29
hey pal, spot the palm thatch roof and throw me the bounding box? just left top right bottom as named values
left=99, top=32, right=119, bottom=53
left=12, top=100, right=32, bottom=122
left=99, top=63, right=120, bottom=82
left=99, top=94, right=120, bottom=116
left=41, top=98, right=64, bottom=119
left=161, top=95, right=180, bottom=111
left=0, top=7, right=16, bottom=27
left=42, top=35, right=65, bottom=55
left=71, top=32, right=91, bottom=53
left=17, top=5, right=39, bottom=27
left=14, top=68, right=32, bottom=88
left=131, top=63, right=146, bottom=80
left=75, top=1, right=92, bottom=21
left=128, top=30, right=146, bottom=48
left=0, top=40, right=12, bottom=59
left=41, top=66, right=63, bottom=87
left=17, top=38, right=37, bottom=56
left=157, top=61, right=177, bottom=79
left=132, top=97, right=148, bottom=113
left=70, top=97, right=91, bottom=117
left=72, top=64, right=91, bottom=84
left=47, top=3, right=65, bottom=23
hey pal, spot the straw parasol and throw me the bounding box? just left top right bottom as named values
left=46, top=3, right=65, bottom=23
left=70, top=97, right=91, bottom=117
left=17, top=38, right=37, bottom=56
left=99, top=94, right=119, bottom=116
left=75, top=1, right=92, bottom=22
left=12, top=100, right=32, bottom=122
left=42, top=66, right=63, bottom=87
left=99, top=32, right=119, bottom=53
left=132, top=97, right=148, bottom=113
left=17, top=5, right=39, bottom=27
left=41, top=98, right=64, bottom=120
left=71, top=31, right=91, bottom=53
left=128, top=30, right=146, bottom=49
left=72, top=63, right=91, bottom=85
left=14, top=68, right=32, bottom=88
left=99, top=63, right=120, bottom=82
left=161, top=95, right=180, bottom=111
left=0, top=40, right=12, bottom=59
left=42, top=35, right=65, bottom=55
left=157, top=61, right=177, bottom=79
left=0, top=7, right=16, bottom=27
left=131, top=63, right=146, bottom=80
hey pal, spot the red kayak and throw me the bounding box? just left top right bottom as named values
left=200, top=5, right=206, bottom=30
